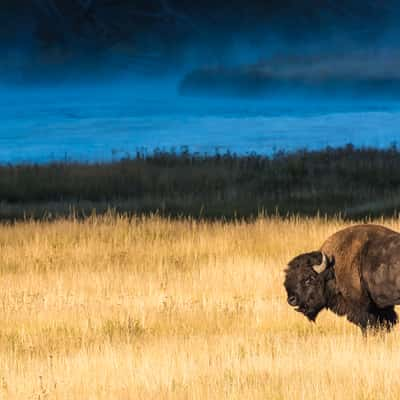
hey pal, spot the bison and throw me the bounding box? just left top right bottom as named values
left=284, top=224, right=400, bottom=332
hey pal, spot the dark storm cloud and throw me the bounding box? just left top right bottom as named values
left=1, top=0, right=400, bottom=85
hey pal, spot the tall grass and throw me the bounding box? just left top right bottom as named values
left=1, top=214, right=400, bottom=399
left=2, top=145, right=400, bottom=220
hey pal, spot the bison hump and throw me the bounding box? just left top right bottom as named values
left=320, top=224, right=397, bottom=307
left=362, top=236, right=400, bottom=308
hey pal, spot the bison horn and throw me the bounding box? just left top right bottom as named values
left=313, top=253, right=328, bottom=274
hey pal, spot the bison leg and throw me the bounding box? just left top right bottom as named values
left=361, top=307, right=397, bottom=334
left=345, top=305, right=398, bottom=334
left=373, top=306, right=398, bottom=332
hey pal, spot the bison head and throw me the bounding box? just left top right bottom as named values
left=284, top=251, right=335, bottom=321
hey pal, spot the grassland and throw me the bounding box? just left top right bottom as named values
left=1, top=214, right=400, bottom=399
left=2, top=145, right=400, bottom=220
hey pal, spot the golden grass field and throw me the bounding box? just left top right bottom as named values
left=1, top=214, right=400, bottom=399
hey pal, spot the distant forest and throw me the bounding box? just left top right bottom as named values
left=2, top=146, right=400, bottom=221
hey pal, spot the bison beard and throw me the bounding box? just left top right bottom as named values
left=284, top=225, right=400, bottom=333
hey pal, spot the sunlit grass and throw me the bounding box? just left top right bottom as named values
left=1, top=214, right=400, bottom=398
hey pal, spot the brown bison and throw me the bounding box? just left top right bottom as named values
left=284, top=224, right=400, bottom=332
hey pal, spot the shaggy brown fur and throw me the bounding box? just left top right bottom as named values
left=284, top=225, right=400, bottom=332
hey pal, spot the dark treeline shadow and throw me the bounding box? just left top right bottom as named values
left=1, top=144, right=400, bottom=221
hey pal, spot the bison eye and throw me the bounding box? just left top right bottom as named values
left=305, top=276, right=315, bottom=286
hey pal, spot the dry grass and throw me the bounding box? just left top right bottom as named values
left=1, top=214, right=400, bottom=399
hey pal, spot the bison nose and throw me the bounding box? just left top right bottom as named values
left=288, top=296, right=297, bottom=306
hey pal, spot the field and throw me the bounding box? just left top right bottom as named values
left=0, top=214, right=400, bottom=399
